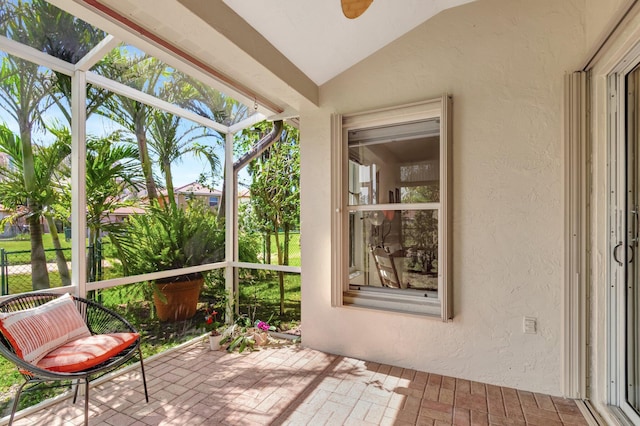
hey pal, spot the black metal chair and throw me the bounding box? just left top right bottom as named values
left=0, top=292, right=149, bottom=425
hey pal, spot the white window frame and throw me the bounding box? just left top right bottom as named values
left=331, top=95, right=453, bottom=320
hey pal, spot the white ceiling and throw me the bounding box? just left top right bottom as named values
left=222, top=0, right=476, bottom=85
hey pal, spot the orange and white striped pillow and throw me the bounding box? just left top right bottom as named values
left=0, top=293, right=91, bottom=365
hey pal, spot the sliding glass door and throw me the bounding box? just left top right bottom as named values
left=609, top=63, right=640, bottom=424
left=624, top=66, right=640, bottom=417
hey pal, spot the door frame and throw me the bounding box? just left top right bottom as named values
left=606, top=53, right=640, bottom=425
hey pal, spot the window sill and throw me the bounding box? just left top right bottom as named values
left=343, top=289, right=441, bottom=317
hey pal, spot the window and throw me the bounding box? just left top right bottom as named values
left=332, top=96, right=453, bottom=319
left=209, top=196, right=219, bottom=207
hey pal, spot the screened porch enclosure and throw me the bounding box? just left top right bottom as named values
left=0, top=0, right=300, bottom=300
left=0, top=2, right=302, bottom=417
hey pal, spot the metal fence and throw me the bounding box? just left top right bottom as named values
left=0, top=241, right=106, bottom=295
left=247, top=231, right=301, bottom=267
left=0, top=232, right=301, bottom=295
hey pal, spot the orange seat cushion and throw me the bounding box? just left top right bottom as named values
left=36, top=332, right=139, bottom=373
left=0, top=294, right=91, bottom=364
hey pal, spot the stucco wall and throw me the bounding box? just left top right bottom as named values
left=299, top=0, right=587, bottom=396
left=585, top=0, right=630, bottom=53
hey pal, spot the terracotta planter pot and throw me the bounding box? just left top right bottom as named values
left=153, top=276, right=204, bottom=321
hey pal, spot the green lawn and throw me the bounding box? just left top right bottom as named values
left=237, top=270, right=301, bottom=327
left=0, top=234, right=72, bottom=252
left=5, top=272, right=66, bottom=294
left=265, top=232, right=301, bottom=266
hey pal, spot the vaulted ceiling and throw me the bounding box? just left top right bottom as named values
left=56, top=0, right=476, bottom=114
left=222, top=0, right=476, bottom=85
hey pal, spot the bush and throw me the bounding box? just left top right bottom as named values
left=109, top=201, right=224, bottom=276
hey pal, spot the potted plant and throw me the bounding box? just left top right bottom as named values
left=204, top=306, right=225, bottom=350
left=110, top=201, right=223, bottom=321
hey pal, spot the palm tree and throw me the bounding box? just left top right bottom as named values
left=0, top=57, right=58, bottom=288
left=0, top=0, right=106, bottom=289
left=49, top=126, right=142, bottom=250
left=177, top=75, right=250, bottom=127
left=97, top=55, right=168, bottom=202
left=178, top=75, right=251, bottom=219
left=147, top=110, right=213, bottom=210
left=20, top=0, right=108, bottom=123
left=84, top=134, right=142, bottom=248
left=0, top=124, right=72, bottom=288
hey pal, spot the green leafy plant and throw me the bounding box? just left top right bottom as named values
left=220, top=315, right=282, bottom=353
left=110, top=200, right=224, bottom=277
left=108, top=200, right=224, bottom=321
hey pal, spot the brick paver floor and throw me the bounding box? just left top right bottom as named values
left=10, top=340, right=590, bottom=425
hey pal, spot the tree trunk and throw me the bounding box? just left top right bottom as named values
left=46, top=215, right=71, bottom=287
left=274, top=227, right=284, bottom=315
left=265, top=232, right=271, bottom=265
left=284, top=224, right=290, bottom=266
left=217, top=169, right=226, bottom=222
left=28, top=215, right=50, bottom=289
left=134, top=111, right=157, bottom=201
left=20, top=122, right=49, bottom=289
left=163, top=160, right=176, bottom=210
left=88, top=228, right=98, bottom=282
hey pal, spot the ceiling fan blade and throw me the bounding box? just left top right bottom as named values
left=341, top=0, right=373, bottom=19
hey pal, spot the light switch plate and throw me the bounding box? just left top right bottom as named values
left=523, top=317, right=537, bottom=334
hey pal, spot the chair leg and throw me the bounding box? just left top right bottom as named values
left=83, top=378, right=90, bottom=426
left=8, top=380, right=29, bottom=426
left=72, top=379, right=81, bottom=404
left=138, top=347, right=149, bottom=403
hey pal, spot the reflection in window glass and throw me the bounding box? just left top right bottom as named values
left=348, top=209, right=438, bottom=294
left=340, top=97, right=451, bottom=318
left=348, top=119, right=440, bottom=205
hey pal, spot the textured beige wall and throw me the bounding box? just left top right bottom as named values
left=299, top=0, right=587, bottom=395
left=585, top=0, right=630, bottom=50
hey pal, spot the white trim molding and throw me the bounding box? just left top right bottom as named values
left=563, top=71, right=590, bottom=399
left=331, top=95, right=453, bottom=320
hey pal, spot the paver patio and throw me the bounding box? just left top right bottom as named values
left=9, top=340, right=590, bottom=425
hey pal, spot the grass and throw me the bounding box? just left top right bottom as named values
left=5, top=265, right=122, bottom=295
left=264, top=232, right=301, bottom=267
left=0, top=234, right=72, bottom=253
left=237, top=270, right=301, bottom=328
